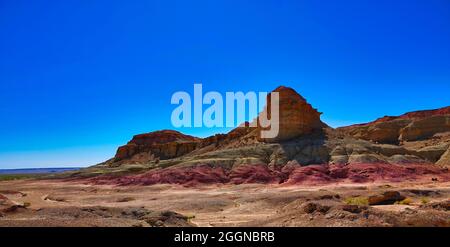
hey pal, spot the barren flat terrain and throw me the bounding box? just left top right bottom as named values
left=1, top=179, right=449, bottom=227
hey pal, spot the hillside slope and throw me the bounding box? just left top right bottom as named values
left=77, top=86, right=450, bottom=185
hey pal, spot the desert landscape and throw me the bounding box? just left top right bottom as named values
left=0, top=179, right=450, bottom=227
left=1, top=86, right=449, bottom=227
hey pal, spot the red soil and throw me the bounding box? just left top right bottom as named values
left=86, top=163, right=450, bottom=187
left=283, top=163, right=449, bottom=185
left=399, top=106, right=450, bottom=119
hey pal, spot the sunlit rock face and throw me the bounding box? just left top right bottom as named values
left=399, top=115, right=450, bottom=141
left=114, top=130, right=200, bottom=163
left=257, top=86, right=326, bottom=143
left=106, top=86, right=450, bottom=175
left=339, top=106, right=450, bottom=144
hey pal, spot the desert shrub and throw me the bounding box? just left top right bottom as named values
left=396, top=198, right=413, bottom=205
left=186, top=214, right=196, bottom=221
left=420, top=197, right=430, bottom=205
left=0, top=174, right=39, bottom=181
left=344, top=197, right=369, bottom=206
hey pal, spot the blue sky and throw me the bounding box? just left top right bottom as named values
left=1, top=0, right=450, bottom=168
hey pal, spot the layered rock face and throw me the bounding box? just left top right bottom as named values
left=112, top=126, right=257, bottom=165
left=342, top=120, right=411, bottom=144
left=437, top=146, right=450, bottom=167
left=104, top=87, right=450, bottom=172
left=114, top=130, right=200, bottom=163
left=339, top=107, right=450, bottom=144
left=400, top=116, right=450, bottom=141
left=110, top=86, right=327, bottom=165
left=258, top=86, right=325, bottom=142
left=398, top=106, right=450, bottom=119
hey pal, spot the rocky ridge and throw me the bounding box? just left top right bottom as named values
left=88, top=86, right=450, bottom=186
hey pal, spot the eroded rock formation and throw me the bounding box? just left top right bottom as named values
left=339, top=107, right=450, bottom=143
left=437, top=146, right=450, bottom=167
left=114, top=130, right=200, bottom=164
left=110, top=86, right=328, bottom=165
left=257, top=86, right=325, bottom=142
left=400, top=116, right=450, bottom=141
left=93, top=85, right=450, bottom=184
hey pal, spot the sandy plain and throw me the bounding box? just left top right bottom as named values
left=0, top=179, right=449, bottom=227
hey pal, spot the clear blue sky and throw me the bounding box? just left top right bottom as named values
left=1, top=0, right=450, bottom=168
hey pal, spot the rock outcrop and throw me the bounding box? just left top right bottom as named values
left=257, top=86, right=326, bottom=143
left=397, top=106, right=450, bottom=119
left=110, top=86, right=327, bottom=165
left=342, top=119, right=411, bottom=144
left=114, top=130, right=200, bottom=164
left=339, top=106, right=450, bottom=143
left=368, top=191, right=405, bottom=205
left=0, top=194, right=27, bottom=214
left=399, top=116, right=450, bottom=141
left=437, top=146, right=450, bottom=167
left=89, top=85, right=450, bottom=185
left=112, top=126, right=256, bottom=165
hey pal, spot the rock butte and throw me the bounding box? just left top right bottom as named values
left=114, top=130, right=200, bottom=163
left=257, top=86, right=326, bottom=143
left=86, top=85, right=450, bottom=186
